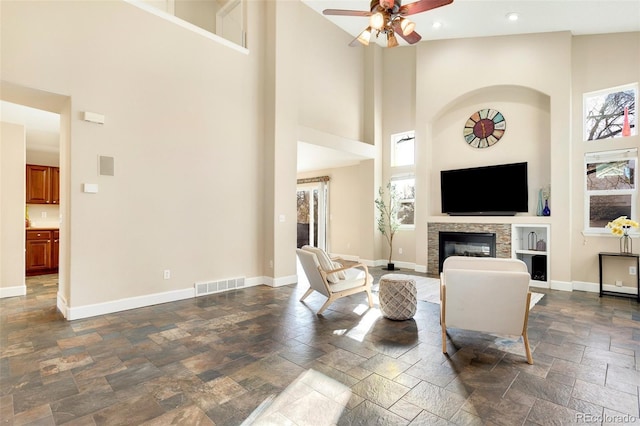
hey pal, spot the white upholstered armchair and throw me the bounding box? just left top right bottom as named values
left=440, top=256, right=533, bottom=364
left=296, top=247, right=373, bottom=315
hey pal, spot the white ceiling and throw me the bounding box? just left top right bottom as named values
left=301, top=0, right=640, bottom=47
left=297, top=141, right=373, bottom=172
left=0, top=101, right=60, bottom=152
left=5, top=1, right=639, bottom=168
left=298, top=0, right=640, bottom=171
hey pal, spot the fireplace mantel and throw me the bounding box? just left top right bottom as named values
left=428, top=215, right=549, bottom=224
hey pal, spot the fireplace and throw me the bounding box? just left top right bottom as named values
left=438, top=231, right=496, bottom=273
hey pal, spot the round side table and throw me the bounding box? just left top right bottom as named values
left=379, top=274, right=417, bottom=320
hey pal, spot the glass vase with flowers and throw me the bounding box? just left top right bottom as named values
left=606, top=216, right=638, bottom=254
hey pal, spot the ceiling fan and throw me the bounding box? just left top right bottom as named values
left=323, top=0, right=453, bottom=47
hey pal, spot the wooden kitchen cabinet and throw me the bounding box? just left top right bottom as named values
left=26, top=164, right=59, bottom=204
left=26, top=229, right=59, bottom=276
left=52, top=230, right=60, bottom=270
left=50, top=167, right=60, bottom=204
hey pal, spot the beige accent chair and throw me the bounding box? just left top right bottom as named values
left=440, top=256, right=533, bottom=364
left=296, top=247, right=373, bottom=315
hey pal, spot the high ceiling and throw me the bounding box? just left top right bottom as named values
left=5, top=1, right=639, bottom=167
left=301, top=0, right=640, bottom=47
left=297, top=0, right=639, bottom=171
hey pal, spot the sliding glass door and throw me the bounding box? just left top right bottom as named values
left=296, top=181, right=327, bottom=250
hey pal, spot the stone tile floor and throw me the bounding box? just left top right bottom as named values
left=0, top=271, right=639, bottom=425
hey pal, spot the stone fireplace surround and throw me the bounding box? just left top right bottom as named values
left=427, top=222, right=512, bottom=276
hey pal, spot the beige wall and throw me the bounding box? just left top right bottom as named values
left=2, top=0, right=639, bottom=315
left=413, top=32, right=572, bottom=281
left=298, top=164, right=367, bottom=259
left=296, top=6, right=366, bottom=142
left=380, top=47, right=417, bottom=265
left=2, top=0, right=267, bottom=310
left=0, top=122, right=26, bottom=294
left=429, top=85, right=551, bottom=215
left=174, top=0, right=218, bottom=34
left=1, top=0, right=368, bottom=315
left=571, top=32, right=640, bottom=287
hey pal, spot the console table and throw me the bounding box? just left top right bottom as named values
left=598, top=252, right=639, bottom=302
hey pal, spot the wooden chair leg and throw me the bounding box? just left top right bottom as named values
left=523, top=330, right=533, bottom=365
left=442, top=328, right=447, bottom=353
left=300, top=288, right=314, bottom=302
left=522, top=292, right=533, bottom=364
left=441, top=286, right=448, bottom=353
left=317, top=296, right=335, bottom=315
left=365, top=288, right=373, bottom=308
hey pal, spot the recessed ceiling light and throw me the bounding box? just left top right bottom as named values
left=432, top=21, right=442, bottom=29
left=506, top=12, right=519, bottom=21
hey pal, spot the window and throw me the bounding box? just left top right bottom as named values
left=583, top=83, right=637, bottom=141
left=391, top=131, right=415, bottom=167
left=391, top=176, right=415, bottom=227
left=584, top=149, right=637, bottom=232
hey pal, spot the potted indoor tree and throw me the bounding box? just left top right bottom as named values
left=375, top=181, right=401, bottom=270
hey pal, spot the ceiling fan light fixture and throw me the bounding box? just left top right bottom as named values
left=387, top=31, right=399, bottom=48
left=399, top=17, right=415, bottom=36
left=356, top=27, right=373, bottom=46
left=370, top=12, right=385, bottom=30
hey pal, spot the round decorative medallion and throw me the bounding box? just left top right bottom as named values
left=463, top=108, right=506, bottom=148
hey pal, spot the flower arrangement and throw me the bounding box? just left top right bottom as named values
left=606, top=216, right=639, bottom=236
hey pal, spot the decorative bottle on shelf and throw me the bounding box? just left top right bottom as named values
left=536, top=189, right=544, bottom=216
left=528, top=232, right=537, bottom=250
left=542, top=199, right=550, bottom=216
left=622, top=106, right=631, bottom=137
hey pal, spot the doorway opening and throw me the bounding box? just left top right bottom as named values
left=1, top=83, right=69, bottom=317
left=296, top=177, right=329, bottom=251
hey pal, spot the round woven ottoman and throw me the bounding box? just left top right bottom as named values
left=379, top=274, right=417, bottom=320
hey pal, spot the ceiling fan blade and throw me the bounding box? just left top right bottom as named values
left=399, top=0, right=453, bottom=16
left=392, top=20, right=422, bottom=44
left=399, top=29, right=422, bottom=44
left=323, top=9, right=372, bottom=17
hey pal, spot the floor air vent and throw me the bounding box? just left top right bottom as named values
left=195, top=277, right=246, bottom=297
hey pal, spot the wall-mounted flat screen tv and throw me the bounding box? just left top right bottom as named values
left=441, top=162, right=528, bottom=216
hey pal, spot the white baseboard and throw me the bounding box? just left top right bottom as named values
left=601, top=284, right=638, bottom=295
left=57, top=292, right=69, bottom=319
left=573, top=281, right=598, bottom=293
left=414, top=264, right=427, bottom=273
left=67, top=287, right=195, bottom=320
left=264, top=274, right=297, bottom=287
left=573, top=280, right=637, bottom=295
left=0, top=285, right=26, bottom=298
left=373, top=259, right=417, bottom=270
left=529, top=280, right=549, bottom=289
left=550, top=280, right=573, bottom=292
left=65, top=276, right=270, bottom=320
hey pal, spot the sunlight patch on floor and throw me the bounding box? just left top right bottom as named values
left=241, top=369, right=351, bottom=425
left=345, top=308, right=381, bottom=342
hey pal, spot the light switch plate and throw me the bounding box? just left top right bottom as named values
left=83, top=183, right=98, bottom=193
